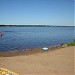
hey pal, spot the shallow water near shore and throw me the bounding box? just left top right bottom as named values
left=0, top=26, right=75, bottom=52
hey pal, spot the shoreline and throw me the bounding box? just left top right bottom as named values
left=0, top=44, right=69, bottom=57
left=0, top=46, right=74, bottom=75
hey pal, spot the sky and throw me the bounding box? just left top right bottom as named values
left=0, top=0, right=74, bottom=26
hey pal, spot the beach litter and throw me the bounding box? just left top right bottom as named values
left=42, top=47, right=48, bottom=51
left=0, top=68, right=19, bottom=75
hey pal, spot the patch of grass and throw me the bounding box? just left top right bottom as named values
left=68, top=39, right=75, bottom=46
left=60, top=39, right=75, bottom=46
left=69, top=42, right=75, bottom=46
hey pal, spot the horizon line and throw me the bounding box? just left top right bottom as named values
left=0, top=24, right=74, bottom=26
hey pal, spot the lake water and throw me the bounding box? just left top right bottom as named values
left=0, top=26, right=75, bottom=52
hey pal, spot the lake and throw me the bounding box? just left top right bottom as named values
left=0, top=26, right=75, bottom=52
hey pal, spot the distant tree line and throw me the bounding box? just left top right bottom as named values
left=0, top=25, right=74, bottom=27
left=0, top=25, right=51, bottom=27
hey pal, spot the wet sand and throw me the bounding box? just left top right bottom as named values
left=0, top=45, right=66, bottom=57
left=0, top=46, right=75, bottom=75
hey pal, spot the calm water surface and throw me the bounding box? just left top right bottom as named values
left=0, top=26, right=75, bottom=52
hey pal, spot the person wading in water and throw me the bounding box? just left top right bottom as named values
left=0, top=32, right=2, bottom=38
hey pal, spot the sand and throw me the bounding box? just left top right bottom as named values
left=0, top=46, right=75, bottom=75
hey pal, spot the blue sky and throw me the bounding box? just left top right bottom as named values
left=0, top=0, right=74, bottom=26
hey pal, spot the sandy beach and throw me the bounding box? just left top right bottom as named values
left=0, top=46, right=75, bottom=75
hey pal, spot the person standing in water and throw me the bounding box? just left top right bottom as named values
left=0, top=32, right=2, bottom=37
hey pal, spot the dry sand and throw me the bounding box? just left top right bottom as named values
left=0, top=46, right=75, bottom=75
